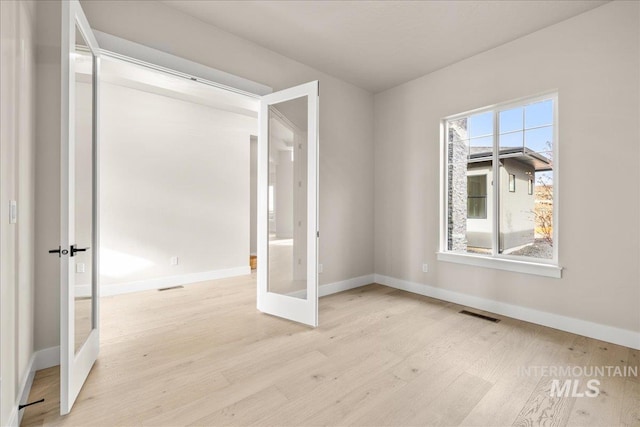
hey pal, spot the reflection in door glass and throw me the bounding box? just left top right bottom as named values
left=74, top=26, right=95, bottom=353
left=267, top=96, right=308, bottom=299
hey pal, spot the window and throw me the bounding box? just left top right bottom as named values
left=440, top=94, right=560, bottom=277
left=467, top=175, right=487, bottom=219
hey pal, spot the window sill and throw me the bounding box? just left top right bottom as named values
left=437, top=252, right=562, bottom=278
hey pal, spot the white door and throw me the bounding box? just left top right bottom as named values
left=57, top=0, right=100, bottom=415
left=257, top=81, right=319, bottom=327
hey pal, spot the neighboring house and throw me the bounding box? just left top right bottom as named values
left=466, top=147, right=552, bottom=252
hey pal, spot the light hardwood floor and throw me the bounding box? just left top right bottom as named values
left=22, top=274, right=639, bottom=426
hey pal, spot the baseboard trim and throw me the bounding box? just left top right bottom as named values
left=319, top=274, right=374, bottom=297
left=77, top=266, right=252, bottom=297
left=8, top=346, right=60, bottom=426
left=15, top=355, right=36, bottom=426
left=6, top=366, right=29, bottom=427
left=7, top=405, right=19, bottom=427
left=284, top=274, right=375, bottom=299
left=34, top=346, right=60, bottom=370
left=374, top=274, right=640, bottom=350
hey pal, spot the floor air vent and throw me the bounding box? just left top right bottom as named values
left=459, top=310, right=500, bottom=323
left=158, top=286, right=184, bottom=292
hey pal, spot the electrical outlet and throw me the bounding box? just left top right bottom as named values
left=76, top=263, right=85, bottom=273
left=170, top=256, right=179, bottom=266
left=318, top=264, right=323, bottom=274
left=422, top=263, right=429, bottom=273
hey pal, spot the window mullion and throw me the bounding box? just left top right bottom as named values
left=492, top=112, right=500, bottom=257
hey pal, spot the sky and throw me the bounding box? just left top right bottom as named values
left=468, top=99, right=553, bottom=155
left=466, top=99, right=554, bottom=184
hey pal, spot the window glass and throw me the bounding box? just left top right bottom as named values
left=444, top=96, right=555, bottom=261
left=525, top=100, right=553, bottom=128
left=499, top=108, right=523, bottom=134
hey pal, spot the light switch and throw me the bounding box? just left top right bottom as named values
left=9, top=200, right=17, bottom=224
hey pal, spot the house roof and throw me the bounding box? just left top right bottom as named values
left=468, top=147, right=553, bottom=172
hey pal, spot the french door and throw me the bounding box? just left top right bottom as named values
left=257, top=81, right=319, bottom=327
left=58, top=0, right=100, bottom=414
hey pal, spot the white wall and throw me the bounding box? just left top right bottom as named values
left=0, top=0, right=37, bottom=424
left=34, top=0, right=62, bottom=358
left=499, top=159, right=536, bottom=250
left=98, top=82, right=255, bottom=287
left=374, top=1, right=640, bottom=334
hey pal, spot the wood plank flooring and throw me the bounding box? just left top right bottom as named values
left=21, top=274, right=639, bottom=426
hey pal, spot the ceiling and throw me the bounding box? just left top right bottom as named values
left=161, top=0, right=608, bottom=93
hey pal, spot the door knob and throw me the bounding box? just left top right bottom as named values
left=70, top=244, right=90, bottom=257
left=48, top=246, right=69, bottom=257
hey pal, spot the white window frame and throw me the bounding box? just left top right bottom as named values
left=438, top=92, right=562, bottom=278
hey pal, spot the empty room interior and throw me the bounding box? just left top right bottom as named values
left=0, top=1, right=639, bottom=426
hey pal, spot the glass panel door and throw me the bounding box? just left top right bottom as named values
left=60, top=0, right=100, bottom=415
left=258, top=81, right=318, bottom=327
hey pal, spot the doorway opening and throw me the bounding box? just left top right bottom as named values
left=82, top=55, right=259, bottom=299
